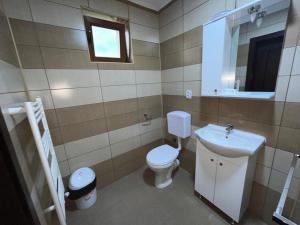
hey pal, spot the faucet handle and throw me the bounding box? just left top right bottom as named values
left=226, top=123, right=234, bottom=130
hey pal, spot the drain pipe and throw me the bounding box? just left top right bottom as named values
left=176, top=137, right=182, bottom=151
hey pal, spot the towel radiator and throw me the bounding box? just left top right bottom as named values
left=273, top=153, right=300, bottom=225
left=8, top=98, right=67, bottom=225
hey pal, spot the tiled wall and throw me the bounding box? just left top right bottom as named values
left=2, top=0, right=163, bottom=189
left=0, top=1, right=55, bottom=224
left=159, top=0, right=300, bottom=224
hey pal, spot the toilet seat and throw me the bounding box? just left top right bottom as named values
left=147, top=145, right=179, bottom=168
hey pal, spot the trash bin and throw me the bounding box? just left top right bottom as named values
left=68, top=167, right=97, bottom=210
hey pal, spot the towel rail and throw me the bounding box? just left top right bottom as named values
left=8, top=98, right=67, bottom=225
left=273, top=154, right=300, bottom=225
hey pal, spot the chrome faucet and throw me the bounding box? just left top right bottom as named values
left=225, top=124, right=234, bottom=135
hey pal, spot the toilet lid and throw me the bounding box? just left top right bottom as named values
left=147, top=145, right=179, bottom=166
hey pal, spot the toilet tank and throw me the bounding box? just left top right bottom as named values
left=167, top=111, right=191, bottom=138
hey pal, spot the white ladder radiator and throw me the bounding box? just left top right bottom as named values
left=9, top=97, right=67, bottom=225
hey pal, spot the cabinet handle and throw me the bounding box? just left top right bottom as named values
left=210, top=158, right=214, bottom=162
left=219, top=162, right=223, bottom=166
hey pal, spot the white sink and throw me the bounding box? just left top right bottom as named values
left=195, top=124, right=266, bottom=158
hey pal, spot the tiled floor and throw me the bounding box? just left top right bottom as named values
left=67, top=167, right=267, bottom=225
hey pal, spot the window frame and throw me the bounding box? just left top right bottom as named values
left=83, top=15, right=127, bottom=63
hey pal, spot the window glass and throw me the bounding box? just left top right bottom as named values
left=91, top=26, right=121, bottom=58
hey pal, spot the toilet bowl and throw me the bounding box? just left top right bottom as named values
left=146, top=144, right=180, bottom=188
left=146, top=111, right=191, bottom=189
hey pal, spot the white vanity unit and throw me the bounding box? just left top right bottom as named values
left=194, top=124, right=265, bottom=223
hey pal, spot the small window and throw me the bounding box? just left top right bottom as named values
left=84, top=16, right=128, bottom=63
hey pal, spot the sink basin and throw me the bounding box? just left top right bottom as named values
left=195, top=124, right=266, bottom=158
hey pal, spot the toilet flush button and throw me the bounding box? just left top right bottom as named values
left=186, top=90, right=192, bottom=99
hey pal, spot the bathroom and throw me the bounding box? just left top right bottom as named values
left=0, top=0, right=299, bottom=224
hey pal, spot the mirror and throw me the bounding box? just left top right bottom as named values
left=231, top=1, right=289, bottom=92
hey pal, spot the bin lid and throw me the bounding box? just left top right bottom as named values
left=69, top=167, right=96, bottom=190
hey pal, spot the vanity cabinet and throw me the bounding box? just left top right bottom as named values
left=195, top=140, right=256, bottom=222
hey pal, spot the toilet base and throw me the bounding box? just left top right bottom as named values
left=153, top=159, right=180, bottom=189
left=156, top=178, right=172, bottom=189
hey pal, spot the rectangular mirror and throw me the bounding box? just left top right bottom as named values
left=201, top=0, right=290, bottom=99
left=231, top=1, right=289, bottom=92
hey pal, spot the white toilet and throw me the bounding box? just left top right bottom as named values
left=146, top=111, right=191, bottom=189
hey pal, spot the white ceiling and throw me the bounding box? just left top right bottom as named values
left=128, top=0, right=173, bottom=11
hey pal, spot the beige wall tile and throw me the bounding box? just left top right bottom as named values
left=183, top=0, right=209, bottom=14
left=134, top=55, right=160, bottom=70
left=22, top=69, right=49, bottom=90
left=278, top=47, right=296, bottom=76
left=277, top=127, right=300, bottom=154
left=54, top=145, right=67, bottom=162
left=273, top=149, right=300, bottom=178
left=36, top=23, right=88, bottom=50
left=282, top=102, right=300, bottom=129
left=61, top=118, right=107, bottom=143
left=108, top=124, right=140, bottom=144
left=132, top=40, right=159, bottom=57
left=160, top=34, right=183, bottom=55
left=10, top=19, right=38, bottom=46
left=275, top=76, right=290, bottom=101
left=183, top=47, right=202, bottom=66
left=41, top=47, right=97, bottom=69
left=286, top=75, right=300, bottom=102
left=110, top=136, right=141, bottom=157
left=254, top=164, right=271, bottom=186
left=137, top=83, right=161, bottom=97
left=52, top=87, right=102, bottom=108
left=162, top=67, right=183, bottom=82
left=2, top=0, right=32, bottom=21
left=138, top=95, right=161, bottom=109
left=64, top=133, right=109, bottom=158
left=46, top=0, right=88, bottom=9
left=0, top=60, right=25, bottom=93
left=56, top=103, right=105, bottom=126
left=257, top=146, right=275, bottom=168
left=28, top=90, right=54, bottom=109
left=139, top=117, right=163, bottom=134
left=104, top=98, right=138, bottom=116
left=130, top=23, right=159, bottom=43
left=219, top=99, right=284, bottom=126
left=17, top=45, right=44, bottom=69
left=284, top=14, right=300, bottom=48
left=183, top=26, right=202, bottom=49
left=47, top=69, right=100, bottom=89
left=141, top=128, right=163, bottom=145
left=102, top=85, right=137, bottom=102
left=100, top=70, right=135, bottom=86
left=183, top=0, right=226, bottom=32
left=184, top=64, right=201, bottom=81
left=160, top=17, right=183, bottom=42
left=68, top=146, right=111, bottom=172
left=135, top=70, right=161, bottom=84
left=129, top=6, right=159, bottom=29
left=89, top=0, right=129, bottom=19
left=159, top=0, right=182, bottom=27
left=161, top=50, right=184, bottom=70
left=291, top=46, right=300, bottom=75
left=28, top=0, right=84, bottom=29
left=106, top=111, right=139, bottom=131
left=162, top=82, right=184, bottom=96
left=58, top=160, right=70, bottom=177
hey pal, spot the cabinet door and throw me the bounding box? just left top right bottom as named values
left=214, top=159, right=246, bottom=222
left=195, top=147, right=217, bottom=202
